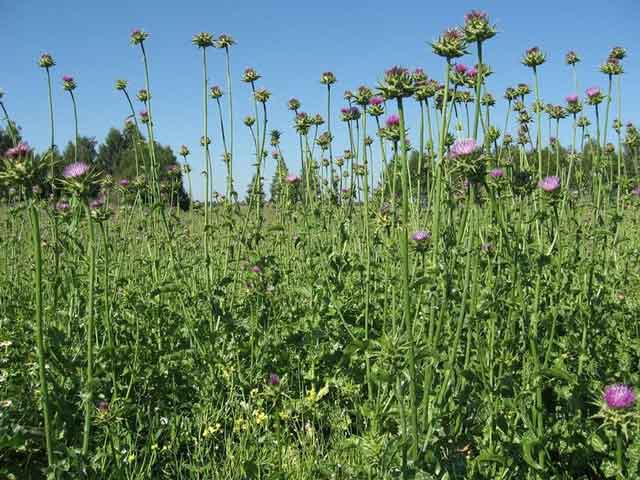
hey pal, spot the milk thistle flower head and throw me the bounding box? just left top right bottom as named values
left=412, top=68, right=428, bottom=87
left=242, top=67, right=261, bottom=83
left=385, top=114, right=400, bottom=127
left=378, top=66, right=415, bottom=99
left=320, top=71, right=336, bottom=85
left=489, top=167, right=505, bottom=178
left=140, top=110, right=149, bottom=123
left=603, top=384, right=636, bottom=409
left=288, top=98, right=301, bottom=111
left=244, top=116, right=255, bottom=127
left=179, top=145, right=190, bottom=157
left=56, top=200, right=70, bottom=212
left=600, top=57, right=623, bottom=76
left=192, top=32, right=215, bottom=48
left=354, top=85, right=374, bottom=106
left=210, top=85, right=223, bottom=99
left=411, top=230, right=431, bottom=243
left=450, top=138, right=481, bottom=158
left=516, top=83, right=531, bottom=97
left=115, top=79, right=128, bottom=91
left=130, top=28, right=149, bottom=45
left=538, top=175, right=561, bottom=193
left=63, top=161, right=90, bottom=179
left=369, top=96, right=384, bottom=106
left=454, top=63, right=468, bottom=74
left=254, top=88, right=271, bottom=103
left=631, top=186, right=640, bottom=197
left=268, top=373, right=280, bottom=386
left=137, top=89, right=150, bottom=103
left=566, top=94, right=579, bottom=104
left=565, top=50, right=580, bottom=65
left=431, top=28, right=467, bottom=59
left=609, top=46, right=626, bottom=60
left=62, top=75, right=76, bottom=91
left=311, top=113, right=324, bottom=126
left=251, top=265, right=262, bottom=274
left=38, top=53, right=55, bottom=69
left=586, top=86, right=604, bottom=105
left=119, top=178, right=130, bottom=187
left=463, top=10, right=496, bottom=43
left=216, top=34, right=235, bottom=49
left=522, top=47, right=546, bottom=68
left=286, top=174, right=300, bottom=184
left=5, top=142, right=32, bottom=159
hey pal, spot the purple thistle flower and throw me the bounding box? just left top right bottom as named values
left=566, top=94, right=579, bottom=104
left=251, top=265, right=262, bottom=274
left=62, top=75, right=74, bottom=82
left=369, top=96, right=384, bottom=106
left=89, top=196, right=104, bottom=209
left=286, top=174, right=300, bottom=184
left=63, top=161, right=90, bottom=179
left=119, top=178, right=130, bottom=187
left=450, top=138, right=481, bottom=158
left=5, top=142, right=31, bottom=159
left=538, top=175, right=561, bottom=193
left=586, top=86, right=600, bottom=98
left=454, top=63, right=468, bottom=74
left=411, top=230, right=432, bottom=243
left=464, top=9, right=488, bottom=23
left=631, top=185, right=640, bottom=196
left=56, top=201, right=70, bottom=212
left=268, top=373, right=280, bottom=386
left=603, top=384, right=636, bottom=409
left=385, top=114, right=400, bottom=127
left=466, top=67, right=478, bottom=78
left=489, top=168, right=505, bottom=178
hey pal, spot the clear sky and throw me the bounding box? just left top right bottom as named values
left=3, top=0, right=639, bottom=199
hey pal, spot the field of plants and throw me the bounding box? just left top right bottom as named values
left=2, top=10, right=640, bottom=479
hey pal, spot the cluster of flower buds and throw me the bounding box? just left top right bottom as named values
left=209, top=85, right=223, bottom=99
left=522, top=47, right=546, bottom=68
left=254, top=88, right=271, bottom=103
left=216, top=34, right=235, bottom=49
left=340, top=106, right=360, bottom=122
left=431, top=28, right=467, bottom=59
left=130, top=29, right=149, bottom=45
left=242, top=67, right=261, bottom=83
left=320, top=71, right=336, bottom=86
left=38, top=53, right=55, bottom=69
left=463, top=10, right=496, bottom=43
left=62, top=75, right=76, bottom=91
left=377, top=66, right=415, bottom=99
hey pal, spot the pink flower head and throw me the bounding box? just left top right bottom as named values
left=56, top=201, right=70, bottom=212
left=385, top=114, right=400, bottom=127
left=251, top=265, right=262, bottom=274
left=489, top=168, right=505, bottom=178
left=631, top=185, right=640, bottom=196
left=566, top=94, right=579, bottom=104
left=466, top=66, right=478, bottom=78
left=89, top=196, right=104, bottom=209
left=268, top=373, right=280, bottom=386
left=450, top=138, right=480, bottom=158
left=340, top=107, right=350, bottom=115
left=411, top=230, right=431, bottom=243
left=62, top=161, right=90, bottom=179
left=140, top=110, right=149, bottom=118
left=369, top=96, right=384, bottom=106
left=538, top=175, right=561, bottom=193
left=119, top=178, right=130, bottom=187
left=286, top=174, right=300, bottom=184
left=464, top=10, right=488, bottom=23
left=454, top=63, right=468, bottom=74
left=62, top=75, right=74, bottom=82
left=603, top=384, right=636, bottom=409
left=586, top=86, right=600, bottom=98
left=6, top=142, right=31, bottom=159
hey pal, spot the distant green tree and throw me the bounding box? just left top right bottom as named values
left=62, top=136, right=98, bottom=166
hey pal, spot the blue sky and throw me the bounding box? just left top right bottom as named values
left=3, top=0, right=639, bottom=199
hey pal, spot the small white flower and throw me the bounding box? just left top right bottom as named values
left=0, top=340, right=12, bottom=348
left=160, top=416, right=168, bottom=425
